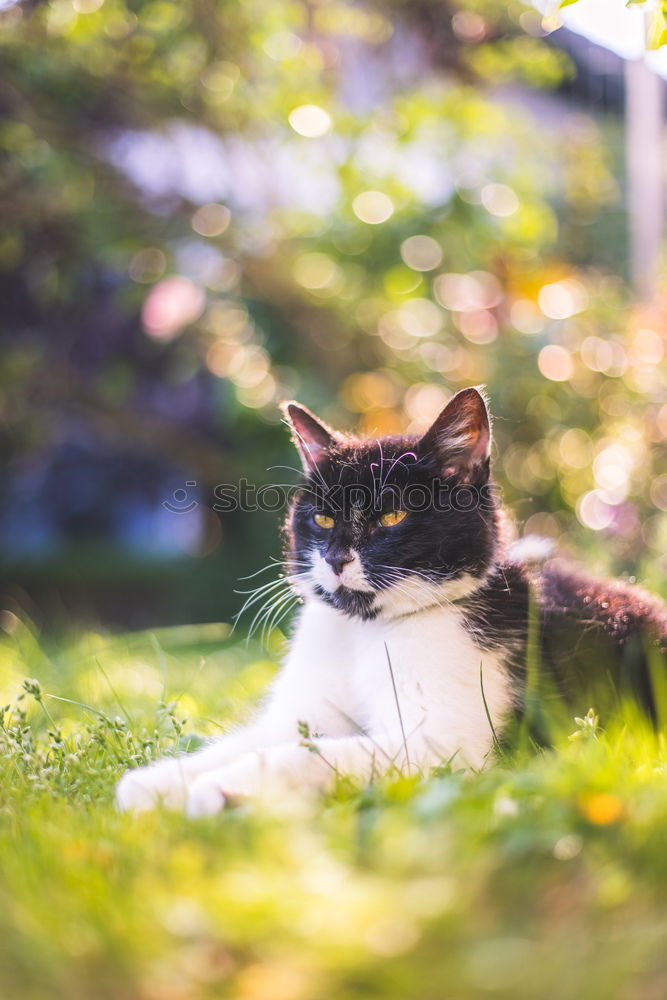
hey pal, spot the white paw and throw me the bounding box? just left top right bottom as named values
left=185, top=756, right=261, bottom=817
left=115, top=758, right=191, bottom=812
left=185, top=775, right=228, bottom=818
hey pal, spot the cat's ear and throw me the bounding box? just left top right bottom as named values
left=280, top=401, right=337, bottom=473
left=419, top=387, right=491, bottom=480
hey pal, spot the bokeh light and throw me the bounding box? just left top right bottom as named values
left=288, top=104, right=332, bottom=138
left=191, top=203, right=231, bottom=237
left=129, top=248, right=166, bottom=283
left=263, top=31, right=303, bottom=60
left=577, top=490, right=615, bottom=531
left=538, top=279, right=589, bottom=319
left=510, top=299, right=545, bottom=335
left=200, top=60, right=240, bottom=102
left=293, top=252, right=342, bottom=293
left=142, top=276, right=206, bottom=341
left=481, top=183, right=519, bottom=217
left=400, top=235, right=443, bottom=271
left=538, top=345, right=574, bottom=381
left=434, top=272, right=502, bottom=312
left=352, top=191, right=394, bottom=224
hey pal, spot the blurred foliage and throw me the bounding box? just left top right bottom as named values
left=0, top=0, right=666, bottom=626
left=5, top=620, right=667, bottom=997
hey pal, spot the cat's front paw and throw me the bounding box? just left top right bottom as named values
left=185, top=758, right=260, bottom=818
left=185, top=774, right=229, bottom=818
left=116, top=757, right=191, bottom=812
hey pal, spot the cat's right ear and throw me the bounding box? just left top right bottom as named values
left=418, top=386, right=491, bottom=482
left=280, top=401, right=337, bottom=473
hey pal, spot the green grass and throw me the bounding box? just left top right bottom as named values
left=3, top=615, right=667, bottom=1000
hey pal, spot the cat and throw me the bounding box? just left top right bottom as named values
left=116, top=387, right=667, bottom=816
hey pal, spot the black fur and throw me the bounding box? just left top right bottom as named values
left=459, top=559, right=667, bottom=725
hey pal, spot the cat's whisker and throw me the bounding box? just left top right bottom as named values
left=373, top=562, right=463, bottom=608
left=242, top=570, right=308, bottom=615
left=238, top=558, right=310, bottom=581
left=231, top=590, right=290, bottom=638
left=370, top=572, right=435, bottom=614
left=252, top=588, right=300, bottom=644
left=234, top=576, right=290, bottom=598
left=235, top=566, right=310, bottom=594
left=233, top=579, right=293, bottom=617
left=398, top=577, right=458, bottom=611
left=266, top=463, right=308, bottom=479
left=260, top=592, right=301, bottom=645
left=233, top=572, right=310, bottom=630
left=237, top=562, right=280, bottom=581
left=370, top=567, right=462, bottom=616
left=246, top=587, right=293, bottom=640
left=372, top=567, right=439, bottom=598
left=374, top=562, right=439, bottom=583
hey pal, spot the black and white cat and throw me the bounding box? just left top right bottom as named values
left=116, top=388, right=667, bottom=816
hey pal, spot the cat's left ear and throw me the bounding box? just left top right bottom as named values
left=418, top=386, right=491, bottom=481
left=280, top=401, right=337, bottom=473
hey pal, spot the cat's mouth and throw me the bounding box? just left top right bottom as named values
left=308, top=563, right=488, bottom=621
left=309, top=550, right=375, bottom=596
left=306, top=550, right=379, bottom=618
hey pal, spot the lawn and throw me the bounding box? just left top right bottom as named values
left=2, top=613, right=667, bottom=1000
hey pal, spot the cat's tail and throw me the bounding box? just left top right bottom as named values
left=540, top=560, right=667, bottom=655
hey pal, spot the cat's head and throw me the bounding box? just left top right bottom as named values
left=281, top=387, right=500, bottom=620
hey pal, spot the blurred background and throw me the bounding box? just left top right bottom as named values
left=1, top=0, right=666, bottom=631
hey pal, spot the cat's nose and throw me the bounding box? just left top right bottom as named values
left=325, top=551, right=354, bottom=576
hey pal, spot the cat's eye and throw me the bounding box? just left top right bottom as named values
left=313, top=513, right=335, bottom=530
left=379, top=510, right=407, bottom=528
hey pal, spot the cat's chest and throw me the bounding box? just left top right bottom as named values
left=354, top=611, right=503, bottom=715
left=292, top=601, right=512, bottom=746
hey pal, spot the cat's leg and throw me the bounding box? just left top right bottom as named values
left=116, top=606, right=357, bottom=812
left=115, top=719, right=284, bottom=812
left=184, top=731, right=434, bottom=817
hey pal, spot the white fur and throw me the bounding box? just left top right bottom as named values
left=375, top=571, right=487, bottom=619
left=508, top=535, right=554, bottom=564
left=310, top=548, right=375, bottom=594
left=116, top=576, right=514, bottom=816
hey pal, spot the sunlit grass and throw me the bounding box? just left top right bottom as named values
left=2, top=617, right=667, bottom=1000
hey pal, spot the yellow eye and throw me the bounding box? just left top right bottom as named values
left=313, top=513, right=335, bottom=529
left=379, top=510, right=407, bottom=528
